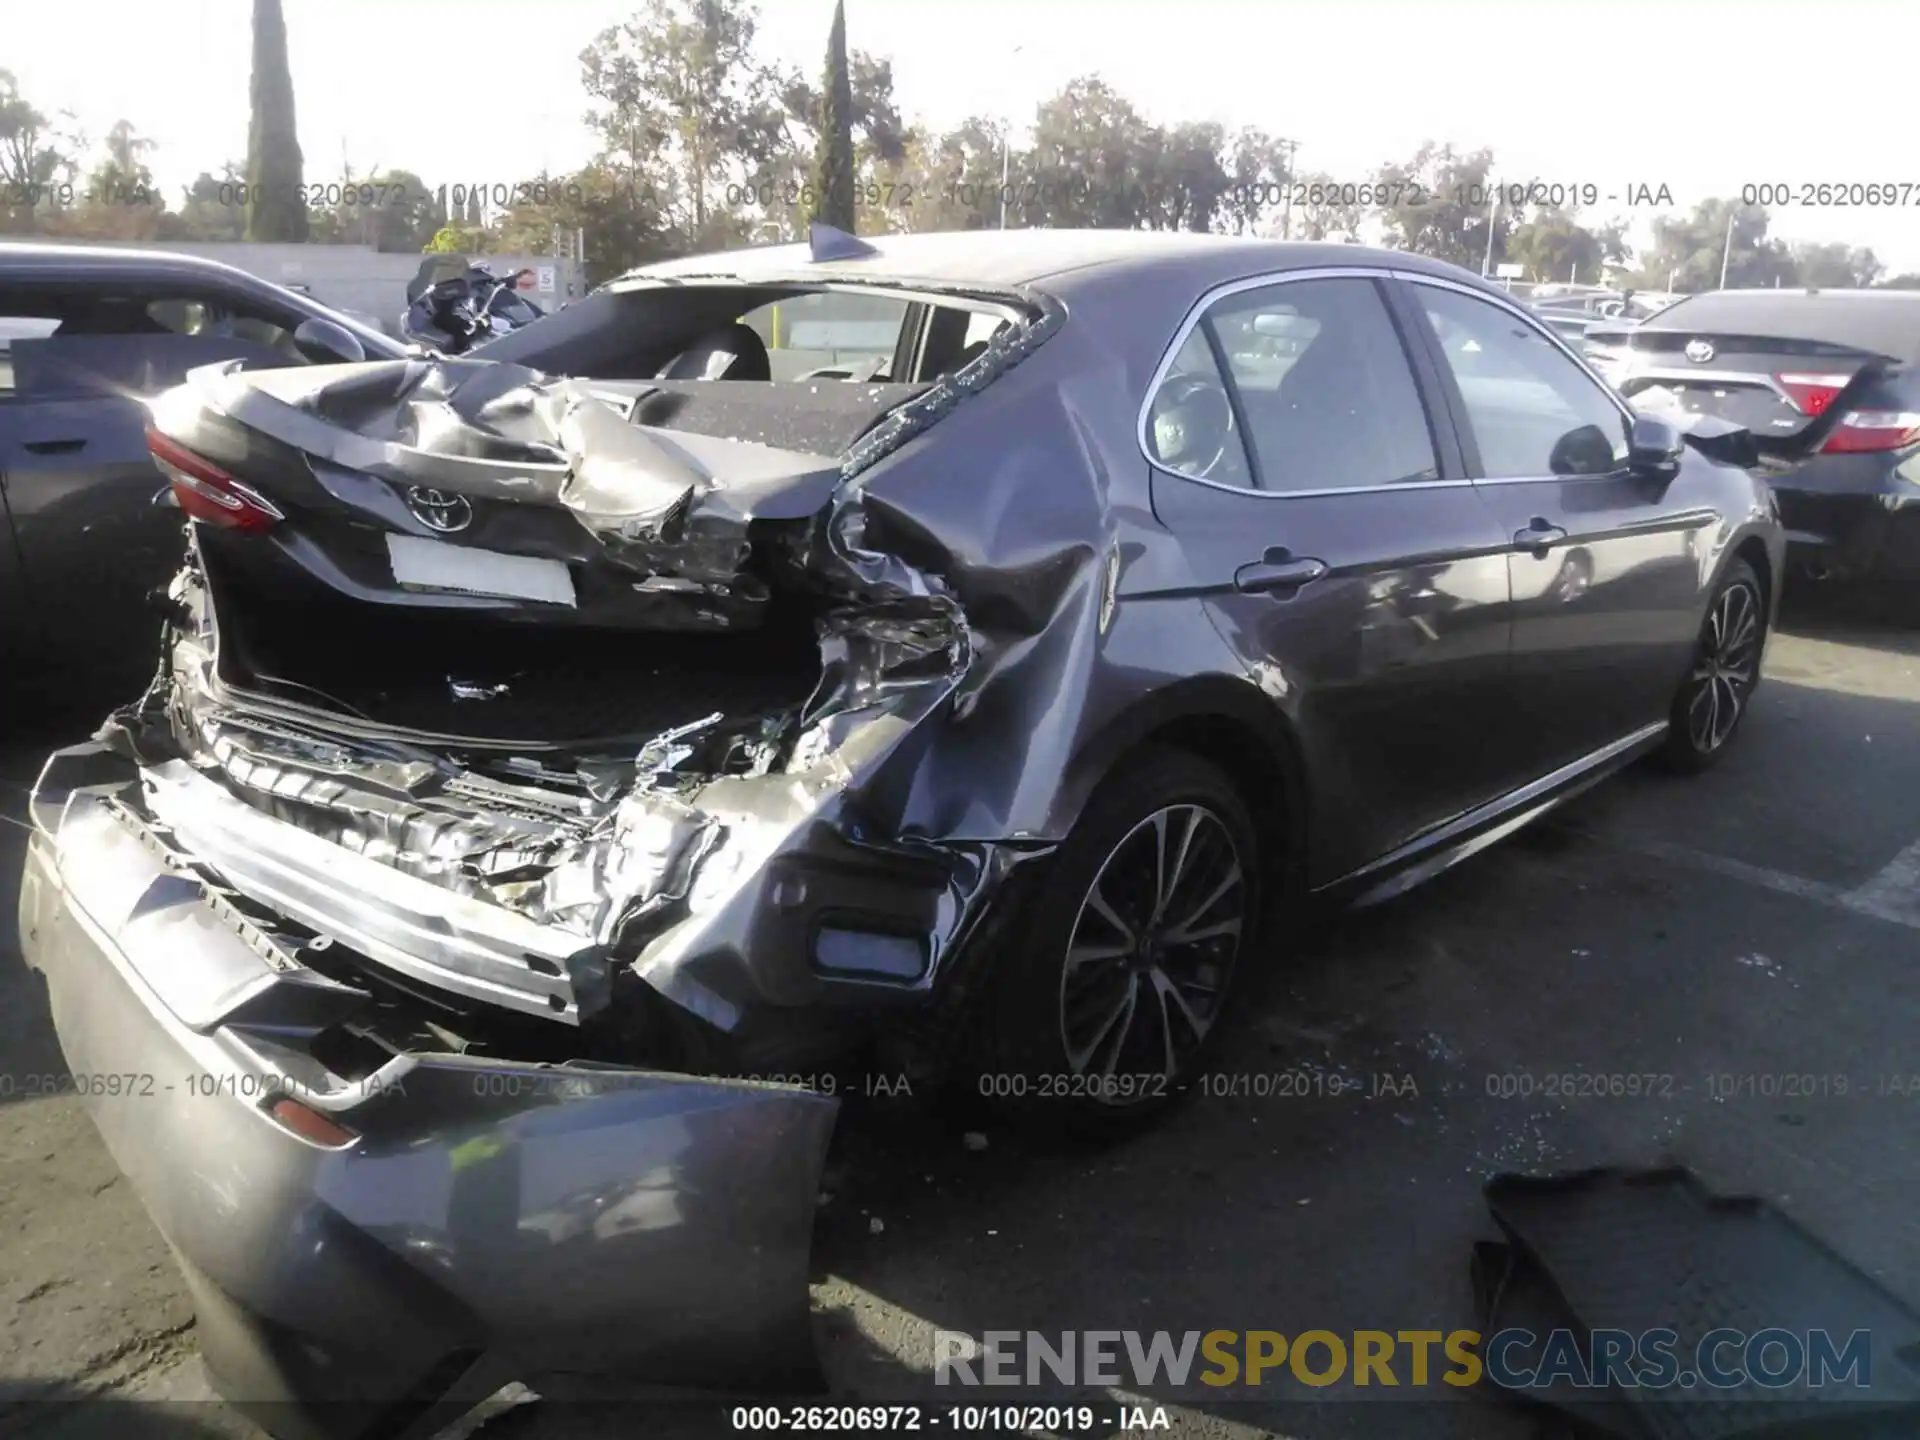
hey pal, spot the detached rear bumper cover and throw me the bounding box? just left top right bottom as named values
left=20, top=744, right=836, bottom=1438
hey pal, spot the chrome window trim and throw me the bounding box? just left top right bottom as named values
left=1136, top=264, right=1455, bottom=500
left=1163, top=474, right=1477, bottom=499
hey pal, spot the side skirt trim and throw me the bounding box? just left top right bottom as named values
left=1320, top=721, right=1670, bottom=908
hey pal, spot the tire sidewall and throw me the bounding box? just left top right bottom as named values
left=1664, top=556, right=1766, bottom=772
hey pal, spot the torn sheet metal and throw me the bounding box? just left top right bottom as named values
left=22, top=755, right=839, bottom=1434
left=128, top=276, right=1129, bottom=1044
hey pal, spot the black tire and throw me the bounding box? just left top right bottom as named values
left=1659, top=557, right=1766, bottom=774
left=975, top=745, right=1264, bottom=1138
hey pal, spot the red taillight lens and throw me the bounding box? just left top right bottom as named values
left=267, top=1097, right=358, bottom=1148
left=1821, top=410, right=1920, bottom=455
left=146, top=427, right=282, bottom=534
left=1775, top=372, right=1853, bottom=417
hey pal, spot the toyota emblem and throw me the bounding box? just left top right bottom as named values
left=1684, top=338, right=1715, bottom=364
left=406, top=487, right=473, bottom=533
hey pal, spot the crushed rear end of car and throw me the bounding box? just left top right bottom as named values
left=20, top=274, right=1091, bottom=1436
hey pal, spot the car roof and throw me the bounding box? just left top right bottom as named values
left=0, top=241, right=284, bottom=288
left=623, top=228, right=1498, bottom=297
left=1639, top=287, right=1920, bottom=361
left=0, top=241, right=405, bottom=356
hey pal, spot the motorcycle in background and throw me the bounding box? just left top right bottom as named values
left=401, top=256, right=546, bottom=354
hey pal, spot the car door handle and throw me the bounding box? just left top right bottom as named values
left=23, top=437, right=86, bottom=455
left=1513, top=518, right=1567, bottom=554
left=1234, top=550, right=1328, bottom=594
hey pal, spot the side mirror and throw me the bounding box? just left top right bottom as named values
left=1627, top=413, right=1685, bottom=479
left=292, top=316, right=366, bottom=365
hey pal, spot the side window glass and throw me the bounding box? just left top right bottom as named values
left=1204, top=278, right=1439, bottom=493
left=0, top=316, right=61, bottom=397
left=147, top=298, right=211, bottom=334
left=1415, top=284, right=1628, bottom=478
left=1145, top=325, right=1252, bottom=485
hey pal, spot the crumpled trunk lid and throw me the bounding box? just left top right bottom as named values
left=151, top=356, right=870, bottom=633
left=124, top=351, right=993, bottom=1041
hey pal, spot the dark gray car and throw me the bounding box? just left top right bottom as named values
left=23, top=229, right=1836, bottom=1436
left=0, top=243, right=403, bottom=713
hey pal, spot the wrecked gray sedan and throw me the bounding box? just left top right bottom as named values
left=21, top=227, right=1828, bottom=1434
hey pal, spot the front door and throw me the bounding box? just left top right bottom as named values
left=1397, top=277, right=1713, bottom=775
left=1145, top=271, right=1519, bottom=885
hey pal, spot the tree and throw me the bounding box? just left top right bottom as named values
left=1286, top=169, right=1364, bottom=243
left=581, top=0, right=789, bottom=250
left=163, top=163, right=248, bottom=240
left=1635, top=199, right=1794, bottom=291
left=423, top=224, right=478, bottom=254
left=55, top=119, right=165, bottom=239
left=489, top=163, right=677, bottom=284
left=0, top=70, right=82, bottom=234
left=245, top=0, right=308, bottom=241
left=1880, top=273, right=1920, bottom=290
left=809, top=0, right=856, bottom=231
left=309, top=169, right=441, bottom=251
left=1375, top=143, right=1506, bottom=270
left=888, top=118, right=1006, bottom=232
left=765, top=45, right=910, bottom=239
left=1505, top=206, right=1607, bottom=284
left=1789, top=241, right=1882, bottom=289
left=1219, top=129, right=1293, bottom=237
left=1142, top=120, right=1230, bottom=233
left=1022, top=77, right=1158, bottom=229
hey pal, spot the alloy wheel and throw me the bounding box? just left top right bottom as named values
left=1685, top=579, right=1762, bottom=753
left=1057, top=803, right=1247, bottom=1101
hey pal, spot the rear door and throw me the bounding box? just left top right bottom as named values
left=1145, top=269, right=1518, bottom=884
left=1396, top=276, right=1712, bottom=775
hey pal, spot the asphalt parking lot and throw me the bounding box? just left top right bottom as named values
left=4, top=590, right=1920, bottom=1440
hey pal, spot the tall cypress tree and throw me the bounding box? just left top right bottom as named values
left=245, top=0, right=308, bottom=241
left=810, top=0, right=857, bottom=232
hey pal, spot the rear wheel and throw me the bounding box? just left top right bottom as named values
left=1660, top=557, right=1765, bottom=773
left=977, top=746, right=1263, bottom=1137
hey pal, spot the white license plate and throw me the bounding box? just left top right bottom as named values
left=385, top=533, right=577, bottom=606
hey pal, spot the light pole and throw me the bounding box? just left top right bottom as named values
left=1000, top=44, right=1025, bottom=229
left=1275, top=137, right=1299, bottom=238
left=1481, top=177, right=1499, bottom=277
left=1717, top=207, right=1736, bottom=289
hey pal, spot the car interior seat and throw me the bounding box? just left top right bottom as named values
left=655, top=321, right=773, bottom=381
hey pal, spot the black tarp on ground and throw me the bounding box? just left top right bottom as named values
left=1473, top=1166, right=1920, bottom=1439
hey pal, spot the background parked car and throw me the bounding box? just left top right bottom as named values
left=1597, top=288, right=1920, bottom=590
left=0, top=244, right=405, bottom=717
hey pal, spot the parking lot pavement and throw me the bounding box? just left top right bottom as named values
left=4, top=596, right=1920, bottom=1440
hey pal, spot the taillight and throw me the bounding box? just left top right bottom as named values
left=266, top=1097, right=358, bottom=1148
left=146, top=427, right=282, bottom=534
left=1821, top=410, right=1920, bottom=455
left=1775, top=372, right=1853, bottom=417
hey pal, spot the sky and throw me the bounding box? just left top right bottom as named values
left=11, top=0, right=1920, bottom=273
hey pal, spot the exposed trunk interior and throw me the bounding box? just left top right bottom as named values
left=201, top=542, right=825, bottom=746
